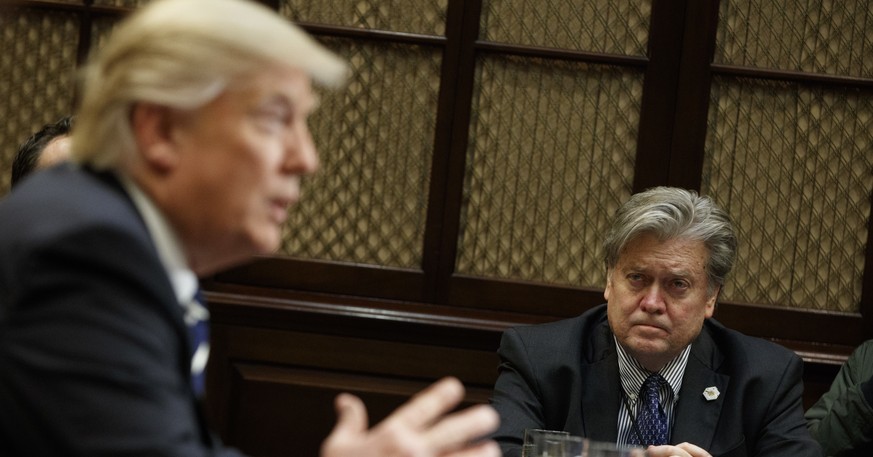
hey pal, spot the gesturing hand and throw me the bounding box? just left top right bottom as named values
left=321, top=377, right=501, bottom=457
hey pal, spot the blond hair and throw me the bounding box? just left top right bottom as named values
left=71, top=0, right=347, bottom=169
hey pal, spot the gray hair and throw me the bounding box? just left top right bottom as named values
left=603, top=186, right=738, bottom=292
left=71, top=0, right=347, bottom=170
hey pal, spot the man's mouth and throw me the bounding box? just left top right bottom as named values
left=269, top=198, right=294, bottom=223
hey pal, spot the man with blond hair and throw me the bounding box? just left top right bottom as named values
left=0, top=0, right=499, bottom=456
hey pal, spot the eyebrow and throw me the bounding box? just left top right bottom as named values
left=621, top=263, right=696, bottom=279
left=260, top=91, right=319, bottom=114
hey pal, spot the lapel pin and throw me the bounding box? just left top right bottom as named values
left=703, top=386, right=720, bottom=401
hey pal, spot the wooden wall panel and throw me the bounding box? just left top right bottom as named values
left=225, top=364, right=491, bottom=457
left=205, top=301, right=501, bottom=457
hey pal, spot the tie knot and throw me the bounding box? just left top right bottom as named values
left=643, top=374, right=663, bottom=389
left=640, top=374, right=664, bottom=405
left=184, top=289, right=209, bottom=325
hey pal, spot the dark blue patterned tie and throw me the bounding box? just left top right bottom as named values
left=633, top=374, right=668, bottom=446
left=185, top=289, right=210, bottom=398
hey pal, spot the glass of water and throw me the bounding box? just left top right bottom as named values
left=538, top=435, right=584, bottom=457
left=582, top=440, right=646, bottom=457
left=522, top=430, right=645, bottom=457
left=522, top=429, right=570, bottom=457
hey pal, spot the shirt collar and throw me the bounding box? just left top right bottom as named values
left=118, top=174, right=198, bottom=306
left=615, top=335, right=691, bottom=402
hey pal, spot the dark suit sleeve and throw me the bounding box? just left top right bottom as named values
left=0, top=225, right=243, bottom=457
left=490, top=327, right=545, bottom=457
left=805, top=341, right=873, bottom=456
left=752, top=352, right=823, bottom=457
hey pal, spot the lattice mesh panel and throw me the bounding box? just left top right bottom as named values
left=703, top=76, right=873, bottom=312
left=280, top=0, right=447, bottom=35
left=716, top=0, right=873, bottom=78
left=457, top=55, right=641, bottom=287
left=89, top=15, right=124, bottom=57
left=279, top=38, right=441, bottom=268
left=91, top=0, right=151, bottom=7
left=0, top=8, right=79, bottom=195
left=480, top=0, right=651, bottom=56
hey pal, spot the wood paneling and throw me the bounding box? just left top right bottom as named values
left=222, top=364, right=491, bottom=457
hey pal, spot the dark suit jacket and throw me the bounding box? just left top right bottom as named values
left=490, top=304, right=822, bottom=457
left=0, top=165, right=242, bottom=456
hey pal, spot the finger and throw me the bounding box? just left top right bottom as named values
left=386, top=377, right=465, bottom=429
left=443, top=439, right=501, bottom=457
left=674, top=442, right=712, bottom=457
left=423, top=404, right=499, bottom=452
left=329, top=393, right=369, bottom=437
left=644, top=445, right=691, bottom=457
left=321, top=394, right=370, bottom=457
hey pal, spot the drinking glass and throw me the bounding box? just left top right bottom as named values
left=521, top=430, right=645, bottom=457
left=522, top=429, right=570, bottom=457
left=539, top=435, right=583, bottom=457
left=582, top=440, right=646, bottom=457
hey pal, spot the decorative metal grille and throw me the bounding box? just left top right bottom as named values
left=280, top=0, right=448, bottom=36
left=456, top=54, right=642, bottom=287
left=279, top=38, right=441, bottom=268
left=89, top=15, right=124, bottom=57
left=91, top=0, right=151, bottom=7
left=480, top=0, right=651, bottom=56
left=715, top=0, right=873, bottom=78
left=704, top=76, right=873, bottom=312
left=0, top=8, right=79, bottom=194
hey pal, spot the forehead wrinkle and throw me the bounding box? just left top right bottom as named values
left=618, top=251, right=704, bottom=279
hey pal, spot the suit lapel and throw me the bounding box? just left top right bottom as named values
left=671, top=325, right=728, bottom=449
left=580, top=319, right=621, bottom=442
left=90, top=168, right=194, bottom=382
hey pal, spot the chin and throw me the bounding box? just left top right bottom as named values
left=626, top=337, right=668, bottom=356
left=251, top=230, right=283, bottom=255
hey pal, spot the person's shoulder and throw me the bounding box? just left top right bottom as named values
left=852, top=339, right=873, bottom=355
left=503, top=305, right=610, bottom=358
left=703, top=317, right=798, bottom=361
left=1, top=164, right=139, bottom=243
left=509, top=304, right=607, bottom=337
left=844, top=339, right=873, bottom=372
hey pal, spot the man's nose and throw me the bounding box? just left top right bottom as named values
left=283, top=122, right=319, bottom=174
left=639, top=286, right=666, bottom=313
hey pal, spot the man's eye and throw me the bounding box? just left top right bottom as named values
left=254, top=111, right=290, bottom=131
left=671, top=280, right=689, bottom=290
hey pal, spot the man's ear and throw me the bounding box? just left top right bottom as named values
left=131, top=103, right=179, bottom=173
left=704, top=285, right=720, bottom=318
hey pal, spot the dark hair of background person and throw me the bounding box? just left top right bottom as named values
left=11, top=116, right=74, bottom=187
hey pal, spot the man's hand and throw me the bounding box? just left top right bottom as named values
left=321, top=377, right=500, bottom=457
left=644, top=442, right=713, bottom=457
